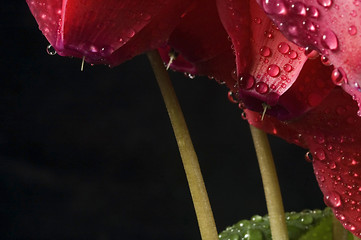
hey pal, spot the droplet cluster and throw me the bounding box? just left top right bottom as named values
left=259, top=0, right=342, bottom=55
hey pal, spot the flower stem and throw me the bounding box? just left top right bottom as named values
left=147, top=50, right=218, bottom=240
left=333, top=214, right=348, bottom=240
left=249, top=124, right=289, bottom=240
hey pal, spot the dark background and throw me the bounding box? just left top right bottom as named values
left=1, top=2, right=325, bottom=240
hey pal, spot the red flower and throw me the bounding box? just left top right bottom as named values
left=26, top=0, right=361, bottom=236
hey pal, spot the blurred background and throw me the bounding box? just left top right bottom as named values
left=1, top=2, right=325, bottom=240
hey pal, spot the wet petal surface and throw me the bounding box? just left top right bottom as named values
left=256, top=0, right=361, bottom=115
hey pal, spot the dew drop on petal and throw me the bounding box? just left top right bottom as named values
left=262, top=0, right=287, bottom=15
left=254, top=17, right=262, bottom=24
left=317, top=0, right=333, bottom=8
left=278, top=42, right=290, bottom=54
left=291, top=2, right=306, bottom=16
left=348, top=25, right=357, bottom=36
left=331, top=68, right=345, bottom=86
left=283, top=64, right=293, bottom=72
left=307, top=6, right=320, bottom=18
left=239, top=74, right=255, bottom=90
left=321, top=29, right=339, bottom=51
left=255, top=82, right=269, bottom=94
left=267, top=64, right=281, bottom=77
left=324, top=191, right=342, bottom=208
left=315, top=148, right=326, bottom=160
left=289, top=50, right=298, bottom=59
left=260, top=46, right=272, bottom=57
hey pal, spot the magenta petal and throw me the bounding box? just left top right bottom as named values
left=158, top=0, right=237, bottom=89
left=246, top=87, right=361, bottom=236
left=27, top=0, right=193, bottom=65
left=26, top=0, right=63, bottom=47
left=256, top=0, right=361, bottom=114
left=216, top=0, right=251, bottom=76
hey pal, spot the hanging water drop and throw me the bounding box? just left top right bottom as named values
left=321, top=29, right=339, bottom=51
left=46, top=44, right=57, bottom=55
left=321, top=56, right=332, bottom=66
left=305, top=47, right=319, bottom=59
left=305, top=151, right=313, bottom=162
left=228, top=91, right=239, bottom=104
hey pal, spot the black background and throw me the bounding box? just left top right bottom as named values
left=1, top=2, right=325, bottom=240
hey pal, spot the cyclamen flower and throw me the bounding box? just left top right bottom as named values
left=26, top=0, right=361, bottom=237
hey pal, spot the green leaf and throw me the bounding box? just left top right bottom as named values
left=218, top=208, right=354, bottom=240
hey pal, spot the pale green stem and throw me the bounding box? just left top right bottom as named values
left=249, top=125, right=289, bottom=240
left=333, top=214, right=348, bottom=240
left=355, top=235, right=360, bottom=240
left=147, top=50, right=218, bottom=240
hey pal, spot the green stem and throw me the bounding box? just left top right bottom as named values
left=249, top=125, right=289, bottom=240
left=333, top=214, right=348, bottom=240
left=147, top=50, right=218, bottom=240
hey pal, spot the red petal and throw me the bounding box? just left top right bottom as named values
left=158, top=0, right=237, bottom=89
left=26, top=0, right=63, bottom=46
left=246, top=87, right=361, bottom=236
left=216, top=0, right=251, bottom=76
left=256, top=0, right=361, bottom=115
left=225, top=1, right=332, bottom=120
left=27, top=0, right=192, bottom=65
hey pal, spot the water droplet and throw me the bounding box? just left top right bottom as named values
left=315, top=148, right=326, bottom=160
left=255, top=82, right=269, bottom=94
left=228, top=91, right=239, bottom=103
left=267, top=64, right=281, bottom=77
left=305, top=47, right=319, bottom=59
left=289, top=50, right=298, bottom=59
left=331, top=68, right=346, bottom=86
left=321, top=56, right=332, bottom=66
left=291, top=2, right=306, bottom=16
left=329, top=162, right=337, bottom=170
left=260, top=46, right=272, bottom=57
left=254, top=17, right=262, bottom=24
left=283, top=64, right=293, bottom=72
left=186, top=73, right=195, bottom=79
left=321, top=29, right=339, bottom=51
left=239, top=74, right=255, bottom=90
left=301, top=215, right=313, bottom=224
left=262, top=0, right=287, bottom=15
left=304, top=21, right=317, bottom=32
left=307, top=6, right=320, bottom=18
left=126, top=29, right=136, bottom=38
left=324, top=191, right=342, bottom=208
left=46, top=44, right=57, bottom=55
left=305, top=152, right=313, bottom=162
left=278, top=42, right=290, bottom=54
left=317, top=0, right=333, bottom=8
left=348, top=25, right=357, bottom=36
